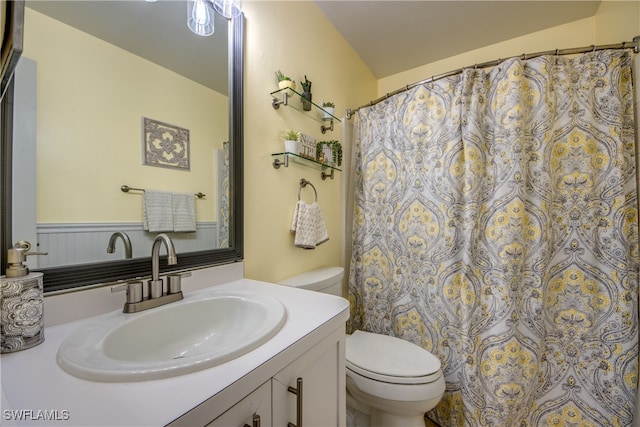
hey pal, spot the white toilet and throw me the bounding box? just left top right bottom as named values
left=279, top=267, right=445, bottom=427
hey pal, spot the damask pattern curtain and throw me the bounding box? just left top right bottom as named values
left=349, top=50, right=638, bottom=426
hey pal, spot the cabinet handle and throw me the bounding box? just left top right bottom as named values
left=287, top=377, right=303, bottom=427
left=243, top=413, right=260, bottom=427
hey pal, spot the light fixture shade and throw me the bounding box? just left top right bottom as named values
left=187, top=0, right=214, bottom=36
left=213, top=0, right=241, bottom=19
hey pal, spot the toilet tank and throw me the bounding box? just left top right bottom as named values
left=278, top=266, right=344, bottom=297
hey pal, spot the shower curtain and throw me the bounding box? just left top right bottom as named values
left=349, top=49, right=639, bottom=426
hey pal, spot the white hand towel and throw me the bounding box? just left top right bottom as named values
left=291, top=201, right=329, bottom=249
left=291, top=201, right=315, bottom=248
left=143, top=190, right=174, bottom=232
left=313, top=203, right=329, bottom=246
left=172, top=192, right=196, bottom=232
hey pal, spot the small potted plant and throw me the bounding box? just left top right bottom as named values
left=300, top=75, right=312, bottom=111
left=316, top=140, right=342, bottom=167
left=275, top=70, right=296, bottom=93
left=321, top=101, right=335, bottom=121
left=282, top=129, right=301, bottom=154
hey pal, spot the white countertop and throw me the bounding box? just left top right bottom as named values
left=1, top=279, right=350, bottom=426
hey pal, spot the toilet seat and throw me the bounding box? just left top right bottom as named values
left=346, top=330, right=442, bottom=385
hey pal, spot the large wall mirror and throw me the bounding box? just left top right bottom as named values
left=0, top=1, right=244, bottom=293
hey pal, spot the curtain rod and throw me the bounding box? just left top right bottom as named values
left=346, top=36, right=640, bottom=120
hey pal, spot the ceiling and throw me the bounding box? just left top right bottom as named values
left=26, top=1, right=603, bottom=90
left=315, top=0, right=603, bottom=78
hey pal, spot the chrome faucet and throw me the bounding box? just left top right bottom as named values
left=149, top=233, right=178, bottom=298
left=117, top=233, right=184, bottom=314
left=106, top=231, right=133, bottom=258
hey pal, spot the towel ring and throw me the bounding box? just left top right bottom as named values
left=299, top=178, right=318, bottom=202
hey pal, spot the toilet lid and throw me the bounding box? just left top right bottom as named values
left=346, top=330, right=441, bottom=384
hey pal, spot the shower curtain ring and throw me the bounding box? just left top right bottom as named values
left=591, top=44, right=596, bottom=52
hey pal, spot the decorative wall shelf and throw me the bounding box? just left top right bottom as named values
left=271, top=152, right=341, bottom=180
left=270, top=88, right=340, bottom=134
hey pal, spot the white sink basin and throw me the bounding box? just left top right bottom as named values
left=57, top=290, right=286, bottom=382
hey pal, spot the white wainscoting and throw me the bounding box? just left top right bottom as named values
left=36, top=222, right=217, bottom=268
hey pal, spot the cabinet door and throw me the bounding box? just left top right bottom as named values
left=207, top=381, right=272, bottom=427
left=272, top=334, right=345, bottom=427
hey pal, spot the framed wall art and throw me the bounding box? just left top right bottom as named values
left=142, top=117, right=190, bottom=170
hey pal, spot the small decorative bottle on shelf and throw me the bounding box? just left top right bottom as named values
left=301, top=76, right=312, bottom=111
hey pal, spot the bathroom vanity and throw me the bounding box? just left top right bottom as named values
left=0, top=277, right=350, bottom=426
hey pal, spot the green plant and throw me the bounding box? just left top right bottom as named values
left=282, top=129, right=300, bottom=141
left=322, top=101, right=335, bottom=108
left=301, top=75, right=312, bottom=92
left=275, top=70, right=292, bottom=82
left=316, top=140, right=342, bottom=166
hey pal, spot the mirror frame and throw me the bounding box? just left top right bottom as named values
left=0, top=10, right=244, bottom=293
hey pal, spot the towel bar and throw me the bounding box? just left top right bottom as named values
left=121, top=185, right=205, bottom=199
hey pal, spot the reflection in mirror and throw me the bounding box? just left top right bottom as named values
left=2, top=1, right=244, bottom=292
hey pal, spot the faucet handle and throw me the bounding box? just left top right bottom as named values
left=167, top=275, right=181, bottom=294
left=111, top=283, right=128, bottom=293
left=167, top=272, right=191, bottom=294
left=111, top=281, right=144, bottom=304
left=126, top=281, right=143, bottom=304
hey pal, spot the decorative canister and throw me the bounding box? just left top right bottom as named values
left=1, top=272, right=45, bottom=353
left=1, top=242, right=47, bottom=353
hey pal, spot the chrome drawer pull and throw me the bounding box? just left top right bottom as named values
left=287, top=377, right=303, bottom=427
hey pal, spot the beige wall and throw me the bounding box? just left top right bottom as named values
left=24, top=8, right=227, bottom=223
left=241, top=1, right=376, bottom=283
left=595, top=0, right=640, bottom=44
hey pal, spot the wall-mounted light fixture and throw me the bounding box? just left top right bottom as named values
left=187, top=0, right=241, bottom=36
left=187, top=0, right=215, bottom=36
